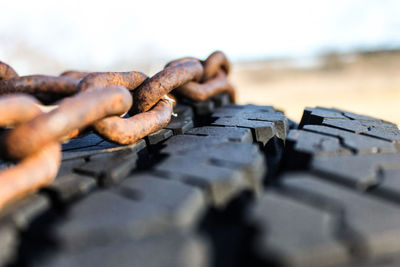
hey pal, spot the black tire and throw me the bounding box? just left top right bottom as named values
left=2, top=97, right=400, bottom=267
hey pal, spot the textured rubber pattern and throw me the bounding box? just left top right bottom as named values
left=3, top=101, right=400, bottom=267
left=248, top=107, right=400, bottom=267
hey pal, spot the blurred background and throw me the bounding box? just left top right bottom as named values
left=1, top=0, right=399, bottom=123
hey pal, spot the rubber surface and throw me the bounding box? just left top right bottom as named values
left=2, top=99, right=400, bottom=267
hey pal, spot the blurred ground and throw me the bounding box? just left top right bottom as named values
left=232, top=50, right=400, bottom=124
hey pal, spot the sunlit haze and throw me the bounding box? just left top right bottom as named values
left=1, top=0, right=399, bottom=74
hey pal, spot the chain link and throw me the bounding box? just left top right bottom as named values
left=0, top=51, right=234, bottom=210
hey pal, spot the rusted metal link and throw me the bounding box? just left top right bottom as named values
left=170, top=51, right=235, bottom=102
left=164, top=57, right=200, bottom=68
left=165, top=51, right=230, bottom=81
left=76, top=71, right=161, bottom=144
left=0, top=86, right=132, bottom=160
left=0, top=97, right=60, bottom=209
left=78, top=71, right=148, bottom=92
left=95, top=96, right=174, bottom=144
left=0, top=94, right=42, bottom=127
left=0, top=75, right=80, bottom=103
left=0, top=143, right=60, bottom=210
left=202, top=50, right=230, bottom=81
left=0, top=51, right=236, bottom=210
left=130, top=59, right=203, bottom=114
left=175, top=70, right=235, bottom=102
left=60, top=70, right=90, bottom=80
left=0, top=61, right=19, bottom=80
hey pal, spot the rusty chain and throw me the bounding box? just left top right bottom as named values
left=0, top=51, right=235, bottom=210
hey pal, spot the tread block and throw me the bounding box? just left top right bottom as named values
left=280, top=173, right=400, bottom=260
left=0, top=223, right=18, bottom=267
left=156, top=143, right=266, bottom=206
left=161, top=127, right=253, bottom=156
left=288, top=119, right=299, bottom=130
left=300, top=107, right=351, bottom=126
left=173, top=104, right=194, bottom=118
left=249, top=191, right=349, bottom=267
left=302, top=125, right=397, bottom=154
left=176, top=92, right=230, bottom=115
left=62, top=134, right=104, bottom=152
left=300, top=107, right=400, bottom=145
left=320, top=118, right=400, bottom=144
left=0, top=194, right=50, bottom=230
left=48, top=173, right=206, bottom=251
left=186, top=126, right=253, bottom=143
left=155, top=155, right=246, bottom=207
left=145, top=128, right=173, bottom=145
left=43, top=174, right=97, bottom=204
left=189, top=143, right=266, bottom=194
left=56, top=158, right=86, bottom=177
left=116, top=173, right=206, bottom=228
left=62, top=139, right=146, bottom=161
left=191, top=99, right=215, bottom=116
left=35, top=232, right=208, bottom=267
left=300, top=107, right=384, bottom=127
left=211, top=92, right=231, bottom=108
left=48, top=191, right=181, bottom=251
left=287, top=129, right=353, bottom=157
left=164, top=117, right=194, bottom=135
left=165, top=105, right=194, bottom=134
left=211, top=104, right=288, bottom=145
left=179, top=98, right=215, bottom=116
left=311, top=153, right=400, bottom=203
left=213, top=117, right=276, bottom=144
left=284, top=125, right=398, bottom=170
left=74, top=149, right=140, bottom=186
left=160, top=135, right=231, bottom=155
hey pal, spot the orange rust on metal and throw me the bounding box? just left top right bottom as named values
left=0, top=75, right=79, bottom=96
left=0, top=61, right=19, bottom=81
left=171, top=51, right=234, bottom=102
left=202, top=51, right=230, bottom=81
left=0, top=94, right=42, bottom=127
left=95, top=97, right=173, bottom=144
left=76, top=71, right=153, bottom=144
left=0, top=51, right=237, bottom=210
left=0, top=100, right=60, bottom=210
left=60, top=70, right=90, bottom=80
left=0, top=143, right=60, bottom=210
left=164, top=57, right=200, bottom=68
left=78, top=71, right=148, bottom=92
left=1, top=86, right=132, bottom=160
left=130, top=59, right=203, bottom=114
left=176, top=70, right=235, bottom=102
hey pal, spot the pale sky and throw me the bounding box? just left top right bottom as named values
left=0, top=0, right=399, bottom=74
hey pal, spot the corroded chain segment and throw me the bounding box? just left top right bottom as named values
left=0, top=94, right=42, bottom=127
left=202, top=51, right=231, bottom=81
left=78, top=71, right=148, bottom=92
left=77, top=71, right=171, bottom=144
left=130, top=59, right=203, bottom=114
left=0, top=61, right=19, bottom=80
left=0, top=75, right=79, bottom=96
left=168, top=51, right=235, bottom=102
left=0, top=51, right=235, bottom=209
left=95, top=96, right=174, bottom=144
left=0, top=143, right=61, bottom=210
left=60, top=70, right=90, bottom=80
left=176, top=70, right=235, bottom=102
left=0, top=97, right=60, bottom=209
left=1, top=86, right=132, bottom=160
